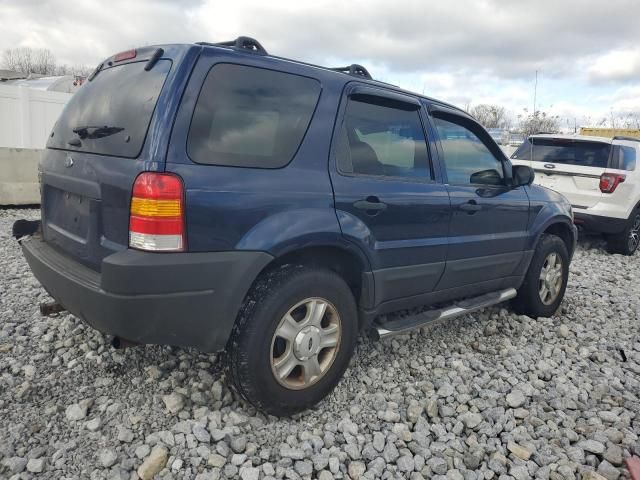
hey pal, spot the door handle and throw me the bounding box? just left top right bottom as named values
left=353, top=197, right=387, bottom=212
left=459, top=200, right=482, bottom=213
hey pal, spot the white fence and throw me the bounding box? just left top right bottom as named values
left=0, top=84, right=71, bottom=149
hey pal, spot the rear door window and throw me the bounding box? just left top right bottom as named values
left=513, top=138, right=611, bottom=168
left=335, top=97, right=431, bottom=179
left=47, top=60, right=171, bottom=158
left=187, top=64, right=321, bottom=168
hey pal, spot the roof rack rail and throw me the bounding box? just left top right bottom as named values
left=613, top=135, right=640, bottom=143
left=196, top=36, right=267, bottom=55
left=330, top=64, right=372, bottom=80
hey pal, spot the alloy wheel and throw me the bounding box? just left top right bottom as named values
left=270, top=298, right=341, bottom=390
left=538, top=252, right=563, bottom=305
left=628, top=214, right=640, bottom=253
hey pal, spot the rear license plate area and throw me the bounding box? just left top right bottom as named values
left=43, top=186, right=91, bottom=242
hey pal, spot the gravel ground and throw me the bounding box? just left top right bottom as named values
left=0, top=207, right=639, bottom=480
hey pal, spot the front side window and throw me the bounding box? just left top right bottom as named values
left=188, top=64, right=321, bottom=168
left=433, top=117, right=504, bottom=185
left=336, top=97, right=430, bottom=179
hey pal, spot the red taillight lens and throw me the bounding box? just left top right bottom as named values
left=599, top=173, right=625, bottom=193
left=114, top=49, right=137, bottom=62
left=129, top=172, right=185, bottom=251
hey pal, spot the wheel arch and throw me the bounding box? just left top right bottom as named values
left=542, top=221, right=576, bottom=258
left=248, top=243, right=374, bottom=329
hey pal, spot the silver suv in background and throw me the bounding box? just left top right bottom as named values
left=511, top=134, right=640, bottom=255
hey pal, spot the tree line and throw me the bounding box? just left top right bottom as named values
left=2, top=47, right=91, bottom=77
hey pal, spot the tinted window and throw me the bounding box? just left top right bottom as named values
left=512, top=138, right=611, bottom=168
left=47, top=60, right=171, bottom=158
left=188, top=64, right=321, bottom=168
left=611, top=145, right=637, bottom=171
left=433, top=117, right=504, bottom=185
left=336, top=98, right=430, bottom=178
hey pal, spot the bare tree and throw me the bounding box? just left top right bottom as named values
left=55, top=63, right=93, bottom=77
left=2, top=47, right=57, bottom=75
left=469, top=104, right=511, bottom=129
left=518, top=108, right=560, bottom=136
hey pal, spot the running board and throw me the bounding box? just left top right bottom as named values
left=374, top=288, right=517, bottom=339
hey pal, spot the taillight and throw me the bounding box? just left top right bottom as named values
left=599, top=173, right=625, bottom=193
left=129, top=172, right=185, bottom=252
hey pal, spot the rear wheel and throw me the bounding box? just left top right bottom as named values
left=512, top=234, right=569, bottom=318
left=224, top=265, right=357, bottom=416
left=606, top=210, right=640, bottom=256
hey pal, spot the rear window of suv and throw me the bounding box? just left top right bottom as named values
left=47, top=60, right=171, bottom=158
left=512, top=138, right=611, bottom=168
left=187, top=64, right=321, bottom=168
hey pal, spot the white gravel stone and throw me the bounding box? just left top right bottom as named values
left=117, top=426, right=134, bottom=442
left=347, top=461, right=366, bottom=479
left=98, top=448, right=118, bottom=468
left=137, top=446, right=168, bottom=480
left=578, top=440, right=606, bottom=455
left=505, top=389, right=526, bottom=408
left=85, top=417, right=101, bottom=431
left=65, top=402, right=88, bottom=421
left=162, top=392, right=185, bottom=414
left=1, top=209, right=639, bottom=480
left=26, top=458, right=45, bottom=473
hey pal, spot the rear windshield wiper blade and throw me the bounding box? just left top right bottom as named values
left=72, top=125, right=125, bottom=140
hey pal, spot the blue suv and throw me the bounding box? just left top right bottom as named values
left=14, top=37, right=577, bottom=415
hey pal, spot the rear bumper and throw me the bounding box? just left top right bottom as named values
left=19, top=226, right=272, bottom=352
left=573, top=212, right=627, bottom=234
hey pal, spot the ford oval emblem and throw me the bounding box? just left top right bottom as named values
left=64, top=156, right=74, bottom=168
left=544, top=163, right=555, bottom=169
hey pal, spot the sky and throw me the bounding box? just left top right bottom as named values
left=2, top=0, right=640, bottom=130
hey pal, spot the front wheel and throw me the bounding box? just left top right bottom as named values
left=606, top=210, right=640, bottom=256
left=224, top=265, right=357, bottom=416
left=512, top=234, right=569, bottom=318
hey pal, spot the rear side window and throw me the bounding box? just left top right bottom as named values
left=47, top=60, right=171, bottom=158
left=513, top=138, right=611, bottom=168
left=610, top=145, right=637, bottom=171
left=188, top=64, right=321, bottom=168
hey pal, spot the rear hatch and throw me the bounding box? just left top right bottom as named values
left=511, top=137, right=610, bottom=209
left=40, top=46, right=185, bottom=271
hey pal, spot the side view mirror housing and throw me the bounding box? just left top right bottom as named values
left=469, top=169, right=503, bottom=185
left=512, top=165, right=535, bottom=187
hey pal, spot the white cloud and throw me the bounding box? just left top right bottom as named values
left=588, top=48, right=640, bottom=83
left=1, top=0, right=640, bottom=125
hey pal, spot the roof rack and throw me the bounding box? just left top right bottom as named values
left=330, top=64, right=372, bottom=80
left=196, top=36, right=267, bottom=55
left=613, top=135, right=640, bottom=143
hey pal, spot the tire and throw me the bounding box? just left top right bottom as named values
left=606, top=209, right=640, bottom=256
left=224, top=264, right=358, bottom=416
left=512, top=234, right=569, bottom=318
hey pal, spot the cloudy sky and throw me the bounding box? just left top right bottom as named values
left=2, top=0, right=639, bottom=129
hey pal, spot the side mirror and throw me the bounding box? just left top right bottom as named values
left=512, top=165, right=534, bottom=187
left=470, top=169, right=503, bottom=185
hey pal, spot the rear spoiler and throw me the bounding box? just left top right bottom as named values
left=613, top=136, right=640, bottom=143
left=88, top=47, right=165, bottom=82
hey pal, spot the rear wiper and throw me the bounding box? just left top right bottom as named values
left=72, top=125, right=124, bottom=140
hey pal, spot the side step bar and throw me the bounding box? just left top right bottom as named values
left=374, top=288, right=517, bottom=339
